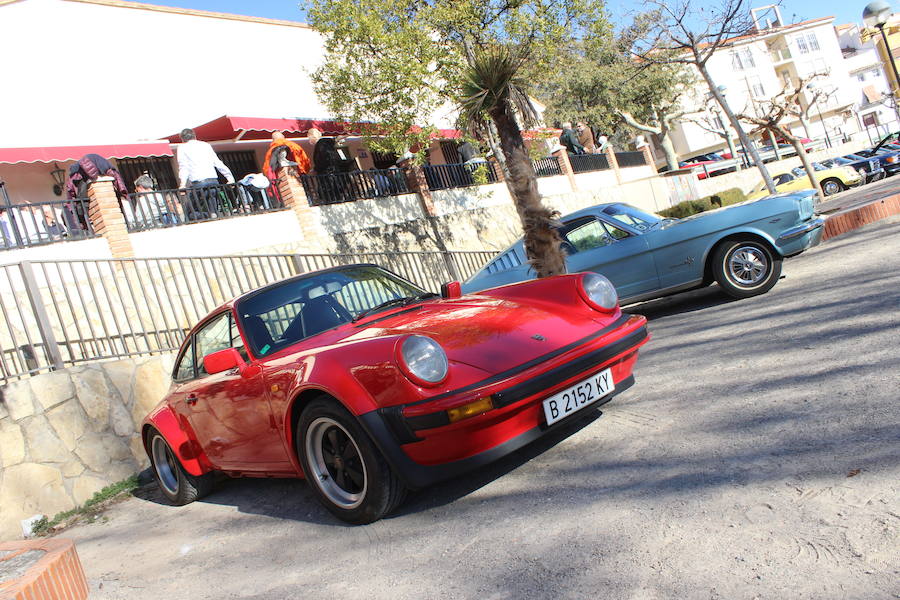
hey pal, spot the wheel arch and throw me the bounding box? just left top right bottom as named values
left=142, top=406, right=213, bottom=477
left=702, top=231, right=781, bottom=285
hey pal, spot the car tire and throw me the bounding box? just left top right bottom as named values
left=297, top=397, right=407, bottom=524
left=712, top=239, right=782, bottom=299
left=148, top=429, right=214, bottom=505
left=821, top=178, right=844, bottom=196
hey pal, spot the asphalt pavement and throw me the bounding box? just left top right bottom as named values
left=64, top=218, right=900, bottom=599
left=817, top=176, right=899, bottom=214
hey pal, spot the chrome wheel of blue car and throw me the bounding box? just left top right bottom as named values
left=713, top=239, right=782, bottom=299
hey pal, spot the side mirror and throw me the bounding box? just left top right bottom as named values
left=441, top=281, right=462, bottom=298
left=203, top=348, right=245, bottom=375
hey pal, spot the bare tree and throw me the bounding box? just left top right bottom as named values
left=633, top=0, right=778, bottom=193
left=736, top=75, right=827, bottom=202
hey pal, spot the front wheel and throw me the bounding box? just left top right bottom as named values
left=297, top=398, right=406, bottom=524
left=821, top=178, right=845, bottom=196
left=148, top=429, right=214, bottom=505
left=712, top=240, right=782, bottom=299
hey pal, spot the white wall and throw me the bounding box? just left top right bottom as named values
left=128, top=209, right=304, bottom=257
left=0, top=0, right=328, bottom=147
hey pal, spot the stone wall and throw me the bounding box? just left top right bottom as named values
left=0, top=353, right=175, bottom=540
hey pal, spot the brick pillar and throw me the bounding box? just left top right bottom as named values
left=276, top=169, right=329, bottom=253
left=401, top=161, right=436, bottom=216
left=552, top=148, right=578, bottom=192
left=604, top=145, right=622, bottom=184
left=641, top=145, right=657, bottom=174
left=488, top=156, right=505, bottom=182
left=87, top=177, right=134, bottom=258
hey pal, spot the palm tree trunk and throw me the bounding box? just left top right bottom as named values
left=488, top=105, right=566, bottom=278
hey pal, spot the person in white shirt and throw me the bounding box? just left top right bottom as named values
left=176, top=128, right=234, bottom=221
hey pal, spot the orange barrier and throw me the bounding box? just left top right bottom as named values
left=823, top=194, right=900, bottom=240
left=0, top=538, right=88, bottom=600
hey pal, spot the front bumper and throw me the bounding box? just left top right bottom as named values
left=777, top=217, right=825, bottom=257
left=358, top=319, right=649, bottom=489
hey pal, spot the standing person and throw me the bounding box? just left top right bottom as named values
left=559, top=122, right=585, bottom=155
left=576, top=122, right=596, bottom=154
left=262, top=131, right=311, bottom=182
left=65, top=153, right=130, bottom=230
left=176, top=128, right=234, bottom=221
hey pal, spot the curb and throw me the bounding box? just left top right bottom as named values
left=0, top=538, right=88, bottom=600
left=822, top=193, right=900, bottom=241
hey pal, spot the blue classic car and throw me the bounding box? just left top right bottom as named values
left=462, top=193, right=824, bottom=303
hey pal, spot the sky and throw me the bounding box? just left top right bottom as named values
left=137, top=0, right=889, bottom=29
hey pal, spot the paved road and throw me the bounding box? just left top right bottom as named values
left=818, top=175, right=899, bottom=214
left=67, top=219, right=900, bottom=599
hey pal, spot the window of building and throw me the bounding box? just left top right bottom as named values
left=870, top=68, right=881, bottom=78
left=731, top=47, right=755, bottom=70
left=796, top=32, right=820, bottom=54
left=746, top=76, right=765, bottom=98
left=857, top=72, right=867, bottom=82
left=219, top=150, right=260, bottom=181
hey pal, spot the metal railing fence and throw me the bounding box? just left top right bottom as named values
left=532, top=156, right=563, bottom=177
left=301, top=169, right=410, bottom=206
left=615, top=151, right=648, bottom=168
left=423, top=161, right=500, bottom=191
left=125, top=182, right=285, bottom=232
left=1, top=183, right=97, bottom=251
left=569, top=153, right=611, bottom=174
left=0, top=249, right=496, bottom=383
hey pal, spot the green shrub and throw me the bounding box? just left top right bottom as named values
left=659, top=188, right=747, bottom=219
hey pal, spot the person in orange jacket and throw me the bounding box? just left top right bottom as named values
left=263, top=132, right=312, bottom=181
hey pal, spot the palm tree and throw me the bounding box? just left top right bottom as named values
left=457, top=47, right=567, bottom=279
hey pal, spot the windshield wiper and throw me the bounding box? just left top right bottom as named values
left=352, top=292, right=438, bottom=322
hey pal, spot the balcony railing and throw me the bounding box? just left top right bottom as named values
left=423, top=161, right=500, bottom=191
left=568, top=153, right=611, bottom=174
left=615, top=151, right=648, bottom=168
left=301, top=168, right=410, bottom=206
left=125, top=182, right=285, bottom=232
left=532, top=156, right=563, bottom=177
left=1, top=183, right=97, bottom=251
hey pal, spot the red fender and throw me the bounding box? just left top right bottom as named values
left=144, top=404, right=214, bottom=477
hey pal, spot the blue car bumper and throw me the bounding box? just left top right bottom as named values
left=776, top=217, right=825, bottom=257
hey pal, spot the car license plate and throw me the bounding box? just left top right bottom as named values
left=543, top=368, right=615, bottom=426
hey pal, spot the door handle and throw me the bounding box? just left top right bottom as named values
left=185, top=394, right=198, bottom=405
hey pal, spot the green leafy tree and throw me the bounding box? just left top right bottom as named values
left=308, top=0, right=607, bottom=278
left=538, top=20, right=697, bottom=170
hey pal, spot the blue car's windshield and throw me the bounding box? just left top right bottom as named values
left=601, top=204, right=663, bottom=232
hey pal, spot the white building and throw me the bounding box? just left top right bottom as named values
left=669, top=8, right=862, bottom=159
left=836, top=22, right=900, bottom=145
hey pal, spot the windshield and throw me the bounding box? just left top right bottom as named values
left=830, top=157, right=852, bottom=165
left=601, top=204, right=662, bottom=231
left=236, top=265, right=425, bottom=356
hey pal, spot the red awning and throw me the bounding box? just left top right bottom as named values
left=166, top=116, right=373, bottom=142
left=0, top=142, right=174, bottom=165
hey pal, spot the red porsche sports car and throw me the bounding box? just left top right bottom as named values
left=142, top=264, right=649, bottom=523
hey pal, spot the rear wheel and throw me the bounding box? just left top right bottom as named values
left=821, top=178, right=844, bottom=196
left=297, top=398, right=406, bottom=524
left=712, top=239, right=782, bottom=299
left=148, top=429, right=214, bottom=505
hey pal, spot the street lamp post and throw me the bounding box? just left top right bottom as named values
left=864, top=0, right=900, bottom=116
left=807, top=83, right=833, bottom=149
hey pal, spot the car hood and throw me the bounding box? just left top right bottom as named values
left=346, top=295, right=618, bottom=375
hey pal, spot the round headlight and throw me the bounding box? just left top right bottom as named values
left=857, top=168, right=865, bottom=176
left=399, top=335, right=448, bottom=385
left=579, top=273, right=618, bottom=311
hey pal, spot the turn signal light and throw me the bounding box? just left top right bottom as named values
left=447, top=397, right=494, bottom=423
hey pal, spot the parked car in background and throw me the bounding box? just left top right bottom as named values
left=463, top=197, right=824, bottom=304
left=679, top=153, right=738, bottom=180
left=818, top=154, right=884, bottom=184
left=854, top=146, right=900, bottom=176
left=747, top=162, right=862, bottom=199
left=143, top=264, right=649, bottom=523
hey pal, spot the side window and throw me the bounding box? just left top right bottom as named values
left=602, top=221, right=630, bottom=240
left=231, top=316, right=248, bottom=362
left=195, top=313, right=232, bottom=376
left=173, top=338, right=195, bottom=381
left=563, top=218, right=614, bottom=252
